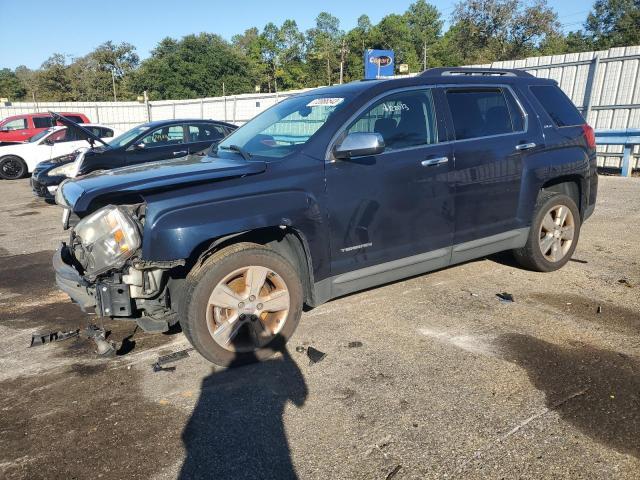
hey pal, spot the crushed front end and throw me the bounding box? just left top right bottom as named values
left=53, top=196, right=182, bottom=333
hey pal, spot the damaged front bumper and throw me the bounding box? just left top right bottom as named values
left=53, top=242, right=179, bottom=332
left=53, top=243, right=134, bottom=317
left=53, top=244, right=96, bottom=312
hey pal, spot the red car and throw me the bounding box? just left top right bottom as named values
left=0, top=112, right=90, bottom=144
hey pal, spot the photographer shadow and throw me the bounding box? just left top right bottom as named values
left=179, top=339, right=307, bottom=480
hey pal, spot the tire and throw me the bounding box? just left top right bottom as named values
left=180, top=242, right=303, bottom=367
left=513, top=191, right=581, bottom=272
left=0, top=155, right=28, bottom=180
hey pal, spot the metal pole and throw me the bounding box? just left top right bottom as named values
left=111, top=69, right=117, bottom=102
left=95, top=104, right=100, bottom=123
left=223, top=82, right=227, bottom=122
left=200, top=98, right=204, bottom=119
left=621, top=144, right=633, bottom=177
left=172, top=102, right=176, bottom=119
left=583, top=55, right=600, bottom=121
left=233, top=96, right=237, bottom=123
left=144, top=90, right=151, bottom=122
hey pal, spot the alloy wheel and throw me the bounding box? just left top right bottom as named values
left=1, top=158, right=25, bottom=179
left=205, top=265, right=291, bottom=353
left=538, top=205, right=575, bottom=262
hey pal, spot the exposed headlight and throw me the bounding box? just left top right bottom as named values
left=74, top=206, right=141, bottom=276
left=51, top=152, right=78, bottom=163
left=49, top=162, right=77, bottom=177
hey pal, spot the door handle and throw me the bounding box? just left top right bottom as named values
left=515, top=142, right=536, bottom=151
left=421, top=156, right=448, bottom=167
left=172, top=150, right=188, bottom=156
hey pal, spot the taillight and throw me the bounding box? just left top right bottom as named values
left=582, top=123, right=596, bottom=149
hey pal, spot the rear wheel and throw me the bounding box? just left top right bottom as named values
left=0, top=155, right=28, bottom=180
left=513, top=191, right=581, bottom=272
left=180, top=242, right=303, bottom=366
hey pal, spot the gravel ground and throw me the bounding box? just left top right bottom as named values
left=0, top=176, right=638, bottom=480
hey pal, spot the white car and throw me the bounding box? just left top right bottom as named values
left=0, top=124, right=117, bottom=180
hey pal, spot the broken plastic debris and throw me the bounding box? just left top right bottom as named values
left=348, top=341, right=363, bottom=348
left=496, top=292, right=514, bottom=303
left=29, top=329, right=79, bottom=347
left=306, top=346, right=326, bottom=365
left=618, top=278, right=633, bottom=288
left=152, top=348, right=194, bottom=372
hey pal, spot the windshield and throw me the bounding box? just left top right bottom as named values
left=29, top=128, right=55, bottom=143
left=218, top=94, right=348, bottom=159
left=108, top=125, right=152, bottom=149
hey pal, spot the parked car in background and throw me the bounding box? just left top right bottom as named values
left=0, top=112, right=90, bottom=144
left=52, top=68, right=597, bottom=366
left=0, top=123, right=116, bottom=180
left=31, top=117, right=236, bottom=199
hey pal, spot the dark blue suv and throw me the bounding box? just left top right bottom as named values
left=52, top=68, right=598, bottom=366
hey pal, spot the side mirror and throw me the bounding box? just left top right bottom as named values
left=131, top=142, right=145, bottom=151
left=334, top=132, right=385, bottom=160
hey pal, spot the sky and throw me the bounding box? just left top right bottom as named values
left=0, top=0, right=592, bottom=70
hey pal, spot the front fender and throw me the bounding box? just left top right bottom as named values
left=141, top=188, right=325, bottom=265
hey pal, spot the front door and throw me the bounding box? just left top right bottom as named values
left=125, top=124, right=187, bottom=166
left=326, top=88, right=454, bottom=279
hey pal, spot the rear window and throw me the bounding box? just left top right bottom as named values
left=530, top=85, right=584, bottom=127
left=33, top=117, right=54, bottom=128
left=446, top=88, right=523, bottom=140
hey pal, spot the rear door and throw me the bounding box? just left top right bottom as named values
left=326, top=87, right=453, bottom=277
left=125, top=124, right=187, bottom=165
left=185, top=123, right=227, bottom=155
left=442, top=86, right=541, bottom=249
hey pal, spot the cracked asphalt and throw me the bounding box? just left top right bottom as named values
left=0, top=176, right=639, bottom=479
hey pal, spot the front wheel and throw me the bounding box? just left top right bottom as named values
left=513, top=191, right=581, bottom=272
left=180, top=243, right=303, bottom=367
left=0, top=155, right=28, bottom=180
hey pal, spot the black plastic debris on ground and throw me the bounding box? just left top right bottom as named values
left=306, top=346, right=326, bottom=365
left=152, top=348, right=194, bottom=372
left=30, top=329, right=79, bottom=347
left=347, top=341, right=363, bottom=348
left=570, top=258, right=588, bottom=264
left=84, top=324, right=116, bottom=357
left=496, top=292, right=514, bottom=303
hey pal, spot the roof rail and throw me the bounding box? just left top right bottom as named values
left=419, top=67, right=534, bottom=78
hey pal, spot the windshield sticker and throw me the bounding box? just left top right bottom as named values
left=307, top=97, right=344, bottom=107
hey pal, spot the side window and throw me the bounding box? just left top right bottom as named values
left=3, top=118, right=27, bottom=131
left=530, top=85, right=584, bottom=127
left=187, top=124, right=225, bottom=143
left=48, top=129, right=70, bottom=143
left=347, top=89, right=438, bottom=150
left=100, top=127, right=114, bottom=138
left=33, top=117, right=54, bottom=129
left=140, top=125, right=184, bottom=147
left=504, top=89, right=525, bottom=131
left=446, top=88, right=520, bottom=140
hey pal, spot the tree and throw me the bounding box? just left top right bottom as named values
left=0, top=68, right=27, bottom=100
left=406, top=0, right=443, bottom=70
left=131, top=34, right=256, bottom=100
left=584, top=0, right=640, bottom=48
left=35, top=54, right=73, bottom=101
left=370, top=14, right=421, bottom=71
left=450, top=0, right=561, bottom=63
left=306, top=12, right=343, bottom=85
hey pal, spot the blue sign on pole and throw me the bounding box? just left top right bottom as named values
left=364, top=49, right=395, bottom=79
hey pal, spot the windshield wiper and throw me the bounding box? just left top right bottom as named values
left=224, top=144, right=252, bottom=161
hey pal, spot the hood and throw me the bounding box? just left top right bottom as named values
left=58, top=154, right=267, bottom=213
left=50, top=112, right=110, bottom=148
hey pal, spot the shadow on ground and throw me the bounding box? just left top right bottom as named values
left=180, top=345, right=308, bottom=480
left=499, top=333, right=640, bottom=459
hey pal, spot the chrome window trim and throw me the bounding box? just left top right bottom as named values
left=325, top=83, right=530, bottom=162
left=325, top=85, right=439, bottom=163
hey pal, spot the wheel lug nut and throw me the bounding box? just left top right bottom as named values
left=256, top=303, right=263, bottom=310
left=249, top=295, right=256, bottom=301
left=238, top=302, right=245, bottom=308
